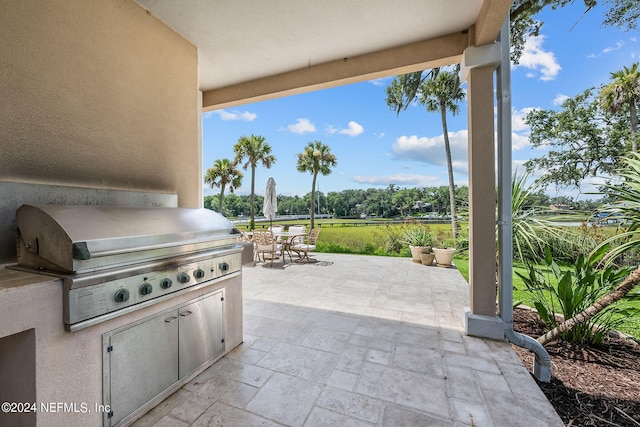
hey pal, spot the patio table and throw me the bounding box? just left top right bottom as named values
left=244, top=230, right=306, bottom=263
left=275, top=231, right=306, bottom=262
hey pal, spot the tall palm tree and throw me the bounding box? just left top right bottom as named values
left=204, top=158, right=243, bottom=216
left=386, top=67, right=465, bottom=239
left=234, top=134, right=276, bottom=229
left=600, top=62, right=640, bottom=152
left=296, top=141, right=337, bottom=229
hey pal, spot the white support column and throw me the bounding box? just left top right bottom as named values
left=461, top=43, right=504, bottom=340
left=197, top=90, right=204, bottom=208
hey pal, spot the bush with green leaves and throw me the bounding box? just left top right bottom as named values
left=596, top=152, right=640, bottom=267
left=400, top=225, right=434, bottom=247
left=509, top=171, right=606, bottom=264
left=532, top=225, right=606, bottom=265
left=517, top=246, right=637, bottom=345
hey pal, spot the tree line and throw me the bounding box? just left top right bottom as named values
left=204, top=184, right=606, bottom=219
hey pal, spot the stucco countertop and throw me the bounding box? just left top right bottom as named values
left=0, top=263, right=61, bottom=291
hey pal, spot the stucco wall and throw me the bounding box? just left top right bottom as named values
left=0, top=269, right=242, bottom=427
left=0, top=0, right=200, bottom=207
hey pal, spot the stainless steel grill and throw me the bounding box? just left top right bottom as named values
left=13, top=204, right=244, bottom=331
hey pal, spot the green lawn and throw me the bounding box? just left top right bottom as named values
left=275, top=220, right=638, bottom=340
left=453, top=255, right=639, bottom=339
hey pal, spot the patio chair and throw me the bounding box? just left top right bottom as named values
left=287, top=225, right=306, bottom=234
left=284, top=225, right=306, bottom=261
left=290, top=227, right=321, bottom=263
left=252, top=229, right=282, bottom=267
left=269, top=225, right=285, bottom=244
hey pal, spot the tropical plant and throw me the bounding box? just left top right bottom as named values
left=204, top=158, right=243, bottom=215
left=517, top=247, right=634, bottom=345
left=596, top=153, right=640, bottom=266
left=510, top=171, right=568, bottom=262
left=599, top=62, right=640, bottom=152
left=535, top=154, right=640, bottom=345
left=385, top=66, right=464, bottom=240
left=296, top=141, right=337, bottom=229
left=376, top=224, right=407, bottom=255
left=400, top=225, right=433, bottom=247
left=234, top=134, right=276, bottom=229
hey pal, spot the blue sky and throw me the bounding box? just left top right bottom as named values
left=202, top=3, right=639, bottom=200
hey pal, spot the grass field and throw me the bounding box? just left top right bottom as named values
left=238, top=219, right=639, bottom=339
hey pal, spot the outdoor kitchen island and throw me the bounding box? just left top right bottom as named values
left=0, top=266, right=243, bottom=427
left=0, top=206, right=246, bottom=427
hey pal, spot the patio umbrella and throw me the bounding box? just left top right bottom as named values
left=262, top=177, right=277, bottom=228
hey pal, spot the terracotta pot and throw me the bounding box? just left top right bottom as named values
left=409, top=245, right=432, bottom=263
left=420, top=252, right=435, bottom=266
left=433, top=247, right=456, bottom=267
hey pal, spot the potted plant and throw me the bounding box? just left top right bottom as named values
left=401, top=226, right=434, bottom=263
left=420, top=252, right=435, bottom=266
left=433, top=238, right=456, bottom=267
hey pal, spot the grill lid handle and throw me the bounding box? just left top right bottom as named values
left=72, top=242, right=91, bottom=260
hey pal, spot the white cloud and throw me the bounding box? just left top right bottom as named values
left=339, top=121, right=364, bottom=137
left=603, top=40, right=624, bottom=54
left=327, top=121, right=364, bottom=136
left=510, top=107, right=539, bottom=150
left=513, top=159, right=529, bottom=173
left=392, top=131, right=469, bottom=168
left=512, top=107, right=536, bottom=132
left=588, top=40, right=628, bottom=59
left=287, top=118, right=316, bottom=134
left=553, top=94, right=569, bottom=106
left=511, top=132, right=531, bottom=151
left=352, top=174, right=440, bottom=187
left=205, top=109, right=257, bottom=121
left=368, top=78, right=391, bottom=87
left=515, top=35, right=561, bottom=81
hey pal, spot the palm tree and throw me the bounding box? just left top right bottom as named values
left=234, top=134, right=276, bottom=229
left=385, top=67, right=465, bottom=239
left=296, top=141, right=337, bottom=229
left=510, top=170, right=569, bottom=262
left=204, top=158, right=243, bottom=216
left=600, top=62, right=640, bottom=152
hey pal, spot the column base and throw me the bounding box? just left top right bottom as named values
left=464, top=307, right=505, bottom=340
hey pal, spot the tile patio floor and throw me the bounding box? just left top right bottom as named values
left=133, top=253, right=564, bottom=427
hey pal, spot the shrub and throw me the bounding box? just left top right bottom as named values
left=400, top=225, right=434, bottom=247
left=517, top=247, right=635, bottom=345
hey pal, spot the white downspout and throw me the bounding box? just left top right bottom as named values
left=496, top=18, right=551, bottom=382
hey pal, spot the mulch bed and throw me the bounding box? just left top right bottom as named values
left=512, top=308, right=640, bottom=426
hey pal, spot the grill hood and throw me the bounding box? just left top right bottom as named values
left=16, top=205, right=240, bottom=274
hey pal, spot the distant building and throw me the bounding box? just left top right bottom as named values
left=549, top=204, right=573, bottom=211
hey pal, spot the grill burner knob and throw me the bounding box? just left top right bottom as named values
left=219, top=262, right=230, bottom=272
left=114, top=289, right=130, bottom=303
left=160, top=278, right=173, bottom=289
left=193, top=268, right=205, bottom=279
left=139, top=283, right=153, bottom=296
left=177, top=272, right=190, bottom=284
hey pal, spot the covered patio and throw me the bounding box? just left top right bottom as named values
left=133, top=254, right=563, bottom=427
left=1, top=1, right=558, bottom=425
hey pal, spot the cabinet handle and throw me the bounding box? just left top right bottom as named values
left=164, top=316, right=178, bottom=323
left=180, top=310, right=193, bottom=317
